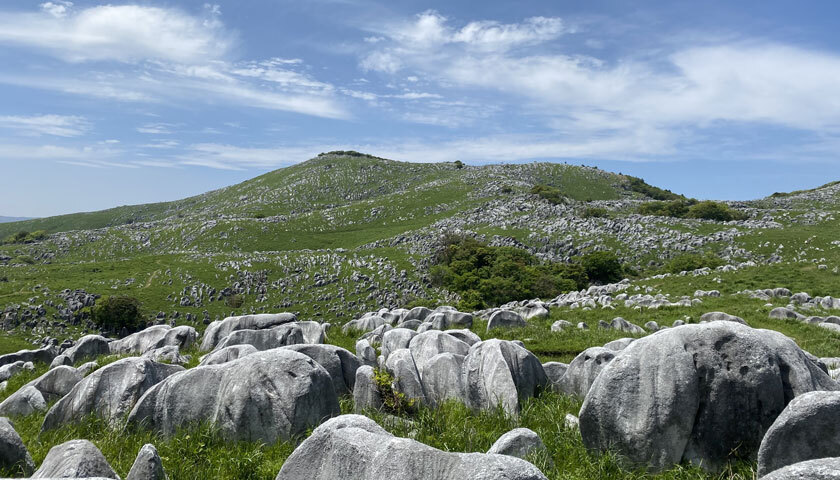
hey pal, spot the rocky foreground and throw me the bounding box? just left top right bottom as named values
left=2, top=297, right=840, bottom=480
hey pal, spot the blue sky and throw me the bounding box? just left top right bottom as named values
left=2, top=0, right=840, bottom=216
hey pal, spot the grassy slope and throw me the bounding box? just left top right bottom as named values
left=1, top=158, right=839, bottom=479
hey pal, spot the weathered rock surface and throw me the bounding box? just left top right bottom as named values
left=0, top=417, right=34, bottom=476
left=580, top=322, right=837, bottom=472
left=55, top=335, right=111, bottom=366
left=463, top=339, right=548, bottom=415
left=42, top=357, right=183, bottom=431
left=128, top=348, right=339, bottom=443
left=212, top=324, right=306, bottom=352
left=198, top=344, right=258, bottom=366
left=486, top=310, right=527, bottom=332
left=0, top=346, right=56, bottom=369
left=110, top=325, right=197, bottom=355
left=353, top=365, right=383, bottom=413
left=275, top=414, right=548, bottom=480
left=283, top=344, right=360, bottom=395
left=126, top=443, right=166, bottom=480
left=555, top=347, right=614, bottom=397
left=761, top=457, right=840, bottom=480
left=0, top=365, right=83, bottom=417
left=758, top=391, right=840, bottom=477
left=200, top=313, right=296, bottom=351
left=487, top=428, right=547, bottom=460
left=31, top=439, right=119, bottom=479
left=699, top=311, right=748, bottom=325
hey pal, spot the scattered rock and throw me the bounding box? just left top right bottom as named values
left=0, top=417, right=34, bottom=476
left=31, top=439, right=118, bottom=479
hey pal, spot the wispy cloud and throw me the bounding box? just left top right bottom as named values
left=0, top=114, right=90, bottom=137
left=0, top=4, right=349, bottom=119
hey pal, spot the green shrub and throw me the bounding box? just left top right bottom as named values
left=686, top=201, right=747, bottom=221
left=14, top=255, right=35, bottom=265
left=431, top=236, right=588, bottom=309
left=225, top=294, right=244, bottom=309
left=530, top=184, right=566, bottom=205
left=373, top=368, right=415, bottom=415
left=581, top=251, right=623, bottom=284
left=625, top=175, right=683, bottom=201
left=665, top=253, right=725, bottom=274
left=92, top=296, right=143, bottom=333
left=582, top=207, right=608, bottom=218
left=453, top=160, right=465, bottom=169
left=638, top=200, right=693, bottom=218
left=500, top=185, right=513, bottom=194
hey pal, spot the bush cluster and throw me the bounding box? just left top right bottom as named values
left=625, top=176, right=683, bottom=201
left=665, top=253, right=724, bottom=274
left=638, top=200, right=747, bottom=221
left=372, top=368, right=415, bottom=415
left=430, top=236, right=600, bottom=310
left=92, top=296, right=144, bottom=333
left=582, top=207, right=609, bottom=218
left=530, top=184, right=567, bottom=205
left=3, top=230, right=47, bottom=244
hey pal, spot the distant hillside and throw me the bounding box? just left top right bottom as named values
left=0, top=152, right=669, bottom=239
left=0, top=216, right=33, bottom=224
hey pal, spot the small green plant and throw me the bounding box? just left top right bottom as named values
left=582, top=207, right=608, bottom=218
left=225, top=294, right=245, bottom=309
left=373, top=368, right=415, bottom=415
left=92, top=295, right=144, bottom=333
left=453, top=160, right=465, bottom=169
left=14, top=255, right=35, bottom=265
left=686, top=201, right=748, bottom=222
left=500, top=185, right=513, bottom=194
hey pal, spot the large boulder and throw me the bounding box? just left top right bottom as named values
left=41, top=357, right=183, bottom=431
left=770, top=307, right=801, bottom=320
left=127, top=348, right=339, bottom=443
left=58, top=334, right=112, bottom=365
left=428, top=310, right=474, bottom=330
left=403, top=306, right=432, bottom=322
left=0, top=346, right=56, bottom=369
left=463, top=340, right=548, bottom=415
left=758, top=391, right=840, bottom=477
left=198, top=345, right=258, bottom=366
left=580, top=322, right=838, bottom=472
left=212, top=324, right=305, bottom=352
left=0, top=417, right=34, bottom=476
left=296, top=321, right=326, bottom=344
left=275, top=414, right=548, bottom=480
left=353, top=365, right=383, bottom=413
left=420, top=353, right=467, bottom=406
left=0, top=361, right=32, bottom=382
left=384, top=348, right=427, bottom=406
left=31, top=439, right=118, bottom=479
left=200, top=313, right=297, bottom=351
left=283, top=344, right=361, bottom=396
left=487, top=310, right=527, bottom=332
left=609, top=317, right=645, bottom=334
left=342, top=315, right=387, bottom=335
left=699, top=311, right=748, bottom=325
left=408, top=330, right=470, bottom=374
left=555, top=347, right=615, bottom=397
left=110, top=325, right=197, bottom=355
left=761, top=457, right=840, bottom=480
left=0, top=365, right=83, bottom=417
left=380, top=328, right=417, bottom=360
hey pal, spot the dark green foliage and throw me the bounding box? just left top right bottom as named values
left=638, top=200, right=693, bottom=217
left=14, top=255, right=35, bottom=265
left=92, top=296, right=143, bottom=333
left=453, top=160, right=465, bottom=169
left=582, top=207, right=608, bottom=218
left=3, top=230, right=46, bottom=244
left=253, top=213, right=267, bottom=219
left=625, top=176, right=683, bottom=201
left=500, top=185, right=513, bottom=194
left=432, top=236, right=587, bottom=309
left=665, top=253, right=725, bottom=274
left=530, top=184, right=567, bottom=205
left=580, top=251, right=624, bottom=284
left=639, top=199, right=746, bottom=221
left=686, top=201, right=748, bottom=221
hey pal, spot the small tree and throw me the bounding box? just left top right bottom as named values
left=453, top=160, right=465, bottom=169
left=92, top=296, right=143, bottom=333
left=581, top=251, right=623, bottom=284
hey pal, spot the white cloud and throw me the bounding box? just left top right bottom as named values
left=0, top=114, right=90, bottom=137
left=136, top=123, right=176, bottom=134
left=0, top=4, right=233, bottom=63
left=360, top=13, right=840, bottom=153
left=40, top=1, right=72, bottom=18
